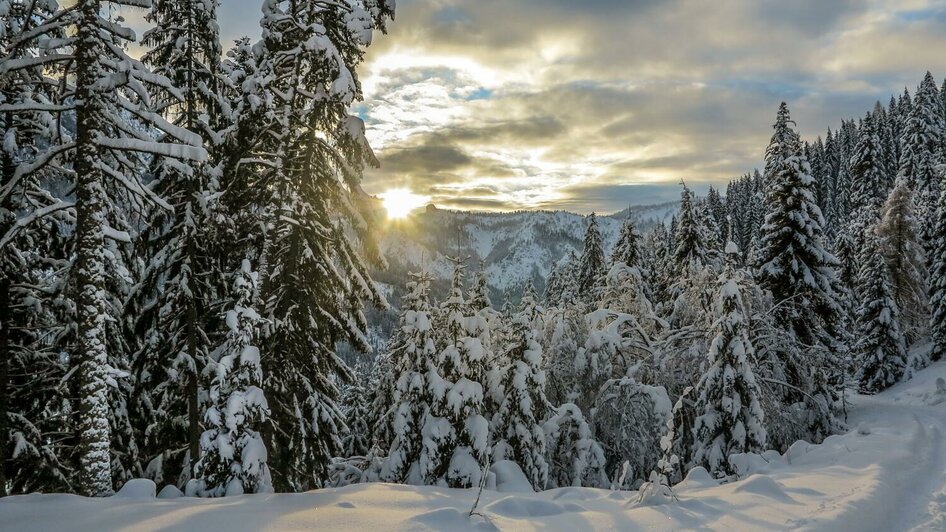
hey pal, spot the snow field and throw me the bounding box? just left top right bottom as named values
left=3, top=362, right=945, bottom=531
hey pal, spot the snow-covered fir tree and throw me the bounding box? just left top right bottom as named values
left=543, top=403, right=608, bottom=488
left=877, top=178, right=929, bottom=345
left=899, top=72, right=944, bottom=251
left=3, top=0, right=207, bottom=495
left=541, top=306, right=586, bottom=408
left=576, top=213, right=607, bottom=302
left=246, top=0, right=393, bottom=491
left=545, top=251, right=579, bottom=307
left=929, top=187, right=946, bottom=362
left=0, top=0, right=77, bottom=494
left=611, top=217, right=643, bottom=268
left=133, top=0, right=226, bottom=485
left=490, top=293, right=549, bottom=491
left=691, top=242, right=767, bottom=478
left=425, top=261, right=490, bottom=488
left=853, top=234, right=908, bottom=393
left=672, top=185, right=710, bottom=277
left=380, top=272, right=438, bottom=484
left=755, top=103, right=846, bottom=443
left=196, top=260, right=271, bottom=496
left=339, top=363, right=374, bottom=459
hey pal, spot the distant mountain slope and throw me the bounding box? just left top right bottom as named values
left=371, top=202, right=678, bottom=294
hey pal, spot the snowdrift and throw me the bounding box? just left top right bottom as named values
left=2, top=362, right=945, bottom=532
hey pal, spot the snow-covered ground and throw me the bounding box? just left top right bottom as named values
left=3, top=361, right=946, bottom=531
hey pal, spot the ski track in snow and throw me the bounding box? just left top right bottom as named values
left=2, top=362, right=946, bottom=531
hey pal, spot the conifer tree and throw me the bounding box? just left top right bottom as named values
left=756, top=103, right=845, bottom=345
left=755, top=103, right=845, bottom=443
left=764, top=103, right=801, bottom=194
left=929, top=188, right=946, bottom=362
left=854, top=235, right=908, bottom=393
left=3, top=0, right=207, bottom=495
left=611, top=217, right=643, bottom=268
left=0, top=0, right=76, bottom=494
left=380, top=272, right=438, bottom=483
left=673, top=185, right=709, bottom=276
left=692, top=242, right=767, bottom=478
left=545, top=251, right=578, bottom=306
left=490, top=295, right=549, bottom=491
left=543, top=403, right=608, bottom=488
left=468, top=265, right=493, bottom=313
left=246, top=0, right=394, bottom=490
left=196, top=260, right=271, bottom=496
left=134, top=0, right=226, bottom=483
left=898, top=72, right=944, bottom=247
left=339, top=363, right=373, bottom=459
left=576, top=213, right=607, bottom=300
left=877, top=178, right=929, bottom=344
left=422, top=261, right=490, bottom=487
left=541, top=306, right=586, bottom=408
left=849, top=113, right=888, bottom=214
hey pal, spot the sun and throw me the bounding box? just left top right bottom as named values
left=380, top=188, right=430, bottom=220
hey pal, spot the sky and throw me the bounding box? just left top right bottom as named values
left=133, top=0, right=946, bottom=213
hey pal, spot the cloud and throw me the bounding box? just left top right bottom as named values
left=353, top=0, right=946, bottom=213
left=121, top=0, right=946, bottom=213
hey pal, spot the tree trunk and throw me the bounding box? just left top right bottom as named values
left=0, top=275, right=10, bottom=497
left=186, top=301, right=200, bottom=478
left=74, top=0, right=113, bottom=496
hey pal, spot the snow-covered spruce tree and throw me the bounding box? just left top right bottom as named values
left=468, top=264, right=492, bottom=313
left=490, top=293, right=549, bottom=491
left=132, top=0, right=226, bottom=485
left=877, top=178, right=929, bottom=345
left=338, top=362, right=374, bottom=459
left=854, top=234, right=908, bottom=394
left=697, top=197, right=724, bottom=253
left=0, top=0, right=79, bottom=494
left=576, top=212, right=607, bottom=302
left=755, top=103, right=845, bottom=442
left=849, top=112, right=888, bottom=214
left=672, top=185, right=710, bottom=277
left=611, top=217, right=643, bottom=269
left=692, top=241, right=767, bottom=478
left=379, top=272, right=438, bottom=483
left=839, top=112, right=889, bottom=301
left=243, top=0, right=393, bottom=491
left=424, top=261, right=490, bottom=488
left=929, top=188, right=946, bottom=362
left=899, top=72, right=944, bottom=247
left=2, top=0, right=207, bottom=496
left=541, top=305, right=586, bottom=408
left=468, top=264, right=500, bottom=355
left=545, top=251, right=579, bottom=307
left=543, top=403, right=608, bottom=488
left=763, top=103, right=801, bottom=195
left=196, top=260, right=271, bottom=496
left=646, top=223, right=675, bottom=310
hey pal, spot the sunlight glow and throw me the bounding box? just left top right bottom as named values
left=381, top=188, right=430, bottom=219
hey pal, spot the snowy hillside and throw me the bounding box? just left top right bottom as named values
left=373, top=202, right=677, bottom=292
left=4, top=359, right=944, bottom=531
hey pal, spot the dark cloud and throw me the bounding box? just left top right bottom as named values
left=379, top=144, right=473, bottom=174
left=541, top=182, right=717, bottom=213
left=434, top=196, right=514, bottom=211
left=352, top=0, right=946, bottom=211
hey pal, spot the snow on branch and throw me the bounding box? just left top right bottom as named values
left=96, top=137, right=208, bottom=162
left=0, top=201, right=75, bottom=250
